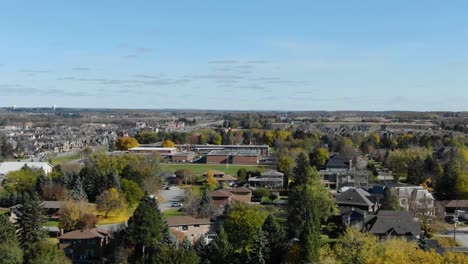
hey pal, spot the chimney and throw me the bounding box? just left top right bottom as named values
left=349, top=159, right=353, bottom=171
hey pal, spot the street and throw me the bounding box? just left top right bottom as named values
left=159, top=186, right=185, bottom=211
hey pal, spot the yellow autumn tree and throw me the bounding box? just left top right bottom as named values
left=59, top=200, right=97, bottom=232
left=96, top=188, right=127, bottom=218
left=161, top=139, right=176, bottom=148
left=115, top=136, right=140, bottom=150
left=205, top=170, right=219, bottom=189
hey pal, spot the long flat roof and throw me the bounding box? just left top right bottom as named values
left=129, top=147, right=176, bottom=151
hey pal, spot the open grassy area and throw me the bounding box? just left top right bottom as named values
left=45, top=220, right=59, bottom=227
left=97, top=207, right=135, bottom=225
left=50, top=153, right=81, bottom=165
left=434, top=236, right=461, bottom=247
left=160, top=163, right=274, bottom=176
left=164, top=208, right=188, bottom=217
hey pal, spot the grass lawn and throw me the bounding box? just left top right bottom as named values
left=45, top=220, right=59, bottom=227
left=434, top=236, right=461, bottom=247
left=160, top=163, right=274, bottom=176
left=97, top=207, right=136, bottom=225
left=164, top=208, right=188, bottom=217
left=51, top=153, right=81, bottom=165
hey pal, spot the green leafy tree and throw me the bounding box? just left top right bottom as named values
left=309, top=147, right=329, bottom=168
left=206, top=228, right=234, bottom=264
left=211, top=132, right=222, bottom=145
left=135, top=131, right=158, bottom=144
left=121, top=179, right=144, bottom=207
left=3, top=167, right=42, bottom=193
left=15, top=193, right=46, bottom=252
left=262, top=214, right=287, bottom=264
left=224, top=203, right=268, bottom=250
left=26, top=241, right=71, bottom=264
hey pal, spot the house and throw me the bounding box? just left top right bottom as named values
left=248, top=170, right=284, bottom=188
left=10, top=201, right=95, bottom=223
left=339, top=207, right=370, bottom=230
left=364, top=210, right=421, bottom=239
left=0, top=161, right=54, bottom=177
left=203, top=170, right=237, bottom=186
left=335, top=188, right=379, bottom=212
left=390, top=184, right=435, bottom=214
left=58, top=228, right=111, bottom=263
left=211, top=189, right=233, bottom=213
left=166, top=216, right=213, bottom=242
left=228, top=187, right=252, bottom=203
left=445, top=200, right=468, bottom=214
left=324, top=154, right=353, bottom=172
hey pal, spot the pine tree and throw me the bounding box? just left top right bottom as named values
left=194, top=235, right=209, bottom=263
left=35, top=174, right=49, bottom=196
left=300, top=216, right=320, bottom=263
left=163, top=231, right=178, bottom=248
left=180, top=236, right=193, bottom=251
left=292, top=152, right=312, bottom=186
left=69, top=175, right=88, bottom=201
left=107, top=172, right=121, bottom=191
left=262, top=214, right=287, bottom=264
left=249, top=228, right=269, bottom=264
left=206, top=228, right=234, bottom=263
left=0, top=213, right=18, bottom=243
left=14, top=193, right=47, bottom=251
left=125, top=194, right=168, bottom=260
left=198, top=188, right=215, bottom=217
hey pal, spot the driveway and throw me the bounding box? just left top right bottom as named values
left=159, top=186, right=185, bottom=211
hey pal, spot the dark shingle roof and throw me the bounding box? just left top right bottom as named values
left=166, top=216, right=211, bottom=227
left=325, top=154, right=350, bottom=169
left=336, top=188, right=374, bottom=207
left=366, top=210, right=420, bottom=237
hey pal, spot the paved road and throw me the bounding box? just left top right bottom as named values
left=159, top=186, right=185, bottom=211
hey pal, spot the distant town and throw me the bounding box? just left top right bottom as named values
left=0, top=108, right=467, bottom=263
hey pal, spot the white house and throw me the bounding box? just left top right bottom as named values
left=0, top=162, right=54, bottom=178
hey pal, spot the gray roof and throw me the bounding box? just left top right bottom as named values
left=336, top=188, right=374, bottom=207
left=260, top=170, right=284, bottom=177
left=248, top=176, right=283, bottom=182
left=325, top=154, right=350, bottom=169
left=366, top=210, right=420, bottom=237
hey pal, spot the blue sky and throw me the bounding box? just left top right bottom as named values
left=1, top=1, right=467, bottom=111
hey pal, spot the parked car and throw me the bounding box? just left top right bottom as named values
left=165, top=186, right=171, bottom=190
left=171, top=202, right=181, bottom=207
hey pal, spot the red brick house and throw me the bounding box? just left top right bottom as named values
left=58, top=228, right=111, bottom=263
left=211, top=189, right=233, bottom=213
left=229, top=187, right=252, bottom=203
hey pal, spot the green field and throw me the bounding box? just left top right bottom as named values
left=164, top=208, right=188, bottom=217
left=160, top=163, right=275, bottom=176
left=50, top=153, right=81, bottom=165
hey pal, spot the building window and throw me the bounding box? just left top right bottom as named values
left=194, top=224, right=200, bottom=227
left=182, top=225, right=188, bottom=231
left=88, top=239, right=96, bottom=245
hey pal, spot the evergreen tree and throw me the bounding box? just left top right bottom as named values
left=35, top=173, right=49, bottom=195
left=198, top=188, right=215, bottom=217
left=292, top=152, right=312, bottom=186
left=107, top=172, right=121, bottom=191
left=125, top=194, right=168, bottom=261
left=300, top=212, right=320, bottom=263
left=435, top=160, right=459, bottom=200
left=249, top=229, right=269, bottom=264
left=14, top=193, right=47, bottom=252
left=407, top=157, right=425, bottom=184
left=418, top=231, right=429, bottom=251
left=194, top=235, right=209, bottom=264
left=262, top=214, right=287, bottom=264
left=0, top=213, right=17, bottom=242
left=206, top=228, right=234, bottom=264
left=69, top=175, right=88, bottom=201
left=180, top=236, right=193, bottom=251
left=163, top=231, right=178, bottom=248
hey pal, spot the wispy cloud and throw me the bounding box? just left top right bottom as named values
left=136, top=47, right=153, bottom=53
left=208, top=60, right=240, bottom=64
left=72, top=67, right=91, bottom=71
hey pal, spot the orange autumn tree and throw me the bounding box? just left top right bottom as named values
left=115, top=137, right=140, bottom=150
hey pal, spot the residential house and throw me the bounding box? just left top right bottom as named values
left=364, top=210, right=421, bottom=240
left=203, top=170, right=237, bottom=186
left=0, top=161, right=54, bottom=177
left=228, top=187, right=252, bottom=203
left=211, top=189, right=233, bottom=213
left=390, top=184, right=435, bottom=214
left=10, top=201, right=95, bottom=223
left=58, top=228, right=111, bottom=263
left=336, top=188, right=380, bottom=212
left=248, top=170, right=284, bottom=188
left=445, top=200, right=468, bottom=214
left=166, top=216, right=213, bottom=242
